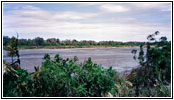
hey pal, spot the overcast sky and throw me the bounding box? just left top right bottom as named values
left=3, top=2, right=171, bottom=42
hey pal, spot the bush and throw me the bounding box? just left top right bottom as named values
left=35, top=54, right=117, bottom=97
left=130, top=31, right=171, bottom=97
left=3, top=67, right=32, bottom=97
left=3, top=54, right=118, bottom=97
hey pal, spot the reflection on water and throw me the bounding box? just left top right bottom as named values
left=3, top=47, right=140, bottom=72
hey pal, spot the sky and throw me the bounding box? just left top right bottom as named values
left=3, top=2, right=172, bottom=42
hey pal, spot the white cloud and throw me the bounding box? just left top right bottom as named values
left=5, top=7, right=99, bottom=21
left=79, top=3, right=171, bottom=13
left=71, top=3, right=104, bottom=6
left=52, top=11, right=98, bottom=20
left=3, top=4, right=171, bottom=42
left=99, top=4, right=130, bottom=13
left=3, top=16, right=171, bottom=41
left=130, top=3, right=171, bottom=11
left=21, top=5, right=41, bottom=10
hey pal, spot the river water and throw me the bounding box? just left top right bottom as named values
left=3, top=47, right=140, bottom=72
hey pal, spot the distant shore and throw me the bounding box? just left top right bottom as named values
left=3, top=45, right=139, bottom=50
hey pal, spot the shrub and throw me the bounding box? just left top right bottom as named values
left=3, top=67, right=32, bottom=97
left=3, top=54, right=118, bottom=97
left=34, top=54, right=118, bottom=97
left=130, top=31, right=171, bottom=97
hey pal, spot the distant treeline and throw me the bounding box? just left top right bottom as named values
left=3, top=36, right=145, bottom=48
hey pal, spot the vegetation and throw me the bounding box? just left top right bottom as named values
left=3, top=36, right=143, bottom=49
left=4, top=54, right=119, bottom=97
left=5, top=36, right=20, bottom=69
left=3, top=31, right=171, bottom=97
left=130, top=31, right=171, bottom=97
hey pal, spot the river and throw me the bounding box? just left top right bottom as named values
left=3, top=47, right=140, bottom=73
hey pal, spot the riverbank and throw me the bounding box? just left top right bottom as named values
left=4, top=45, right=139, bottom=50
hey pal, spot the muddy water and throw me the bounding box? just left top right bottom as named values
left=3, top=47, right=140, bottom=72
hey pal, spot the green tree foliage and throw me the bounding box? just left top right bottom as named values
left=33, top=37, right=44, bottom=46
left=130, top=31, right=171, bottom=96
left=3, top=68, right=32, bottom=97
left=38, top=54, right=117, bottom=97
left=6, top=36, right=20, bottom=67
left=3, top=36, right=143, bottom=48
left=3, top=36, right=11, bottom=46
left=3, top=54, right=118, bottom=97
left=46, top=38, right=57, bottom=46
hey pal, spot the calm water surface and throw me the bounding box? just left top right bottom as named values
left=3, top=47, right=140, bottom=72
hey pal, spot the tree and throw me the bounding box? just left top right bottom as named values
left=7, top=36, right=20, bottom=66
left=3, top=36, right=11, bottom=46
left=56, top=39, right=60, bottom=46
left=46, top=38, right=57, bottom=45
left=18, top=39, right=28, bottom=46
left=131, top=31, right=171, bottom=84
left=72, top=39, right=78, bottom=45
left=34, top=37, right=44, bottom=46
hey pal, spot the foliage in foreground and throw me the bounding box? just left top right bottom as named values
left=4, top=55, right=118, bottom=97
left=130, top=31, right=171, bottom=97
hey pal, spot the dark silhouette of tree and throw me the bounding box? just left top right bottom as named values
left=46, top=38, right=57, bottom=45
left=3, top=36, right=11, bottom=46
left=7, top=36, right=20, bottom=67
left=56, top=38, right=60, bottom=45
left=3, top=35, right=144, bottom=47
left=34, top=37, right=44, bottom=46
